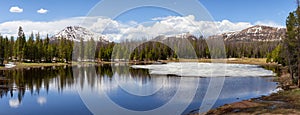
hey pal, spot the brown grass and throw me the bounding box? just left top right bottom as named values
left=0, top=58, right=275, bottom=70
left=204, top=89, right=300, bottom=115
left=203, top=67, right=300, bottom=115
left=0, top=62, right=69, bottom=70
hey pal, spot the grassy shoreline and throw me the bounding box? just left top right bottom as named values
left=0, top=62, right=69, bottom=70
left=0, top=58, right=276, bottom=70
left=204, top=89, right=300, bottom=115
left=97, top=58, right=277, bottom=66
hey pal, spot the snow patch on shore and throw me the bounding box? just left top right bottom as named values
left=131, top=62, right=275, bottom=77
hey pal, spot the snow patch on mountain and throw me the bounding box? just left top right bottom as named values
left=210, top=25, right=286, bottom=42
left=52, top=26, right=110, bottom=42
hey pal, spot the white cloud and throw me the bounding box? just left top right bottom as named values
left=37, top=8, right=48, bottom=14
left=0, top=15, right=284, bottom=42
left=216, top=20, right=252, bottom=33
left=0, top=17, right=85, bottom=37
left=97, top=15, right=253, bottom=42
left=37, top=96, right=47, bottom=105
left=255, top=21, right=284, bottom=28
left=9, top=6, right=23, bottom=13
left=9, top=99, right=20, bottom=108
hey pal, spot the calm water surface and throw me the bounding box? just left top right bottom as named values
left=0, top=63, right=278, bottom=115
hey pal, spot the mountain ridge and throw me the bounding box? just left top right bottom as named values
left=51, top=26, right=110, bottom=43
left=52, top=25, right=286, bottom=42
left=209, top=25, right=286, bottom=42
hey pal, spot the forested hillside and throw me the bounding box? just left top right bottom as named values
left=0, top=25, right=283, bottom=64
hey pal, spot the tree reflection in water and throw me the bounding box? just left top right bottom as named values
left=0, top=64, right=151, bottom=104
left=0, top=64, right=279, bottom=114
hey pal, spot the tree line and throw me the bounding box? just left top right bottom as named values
left=0, top=26, right=117, bottom=64
left=0, top=26, right=281, bottom=65
left=109, top=36, right=279, bottom=62
left=268, top=5, right=300, bottom=87
left=0, top=63, right=152, bottom=101
left=0, top=27, right=74, bottom=64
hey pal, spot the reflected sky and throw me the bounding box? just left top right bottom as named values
left=0, top=64, right=278, bottom=114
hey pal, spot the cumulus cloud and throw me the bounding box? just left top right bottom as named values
left=94, top=15, right=253, bottom=41
left=255, top=21, right=284, bottom=28
left=9, top=99, right=20, bottom=108
left=9, top=6, right=23, bottom=13
left=0, top=15, right=284, bottom=42
left=37, top=96, right=47, bottom=105
left=0, top=17, right=84, bottom=37
left=37, top=8, right=48, bottom=14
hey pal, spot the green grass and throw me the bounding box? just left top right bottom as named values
left=0, top=58, right=276, bottom=70
left=16, top=63, right=68, bottom=67
left=0, top=62, right=69, bottom=70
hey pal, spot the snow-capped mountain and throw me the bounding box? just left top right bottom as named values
left=153, top=25, right=286, bottom=42
left=210, top=25, right=286, bottom=41
left=52, top=25, right=286, bottom=43
left=52, top=26, right=110, bottom=42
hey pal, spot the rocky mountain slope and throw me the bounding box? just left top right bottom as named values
left=52, top=25, right=286, bottom=43
left=51, top=26, right=109, bottom=43
left=210, top=25, right=286, bottom=42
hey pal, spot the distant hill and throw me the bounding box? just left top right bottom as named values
left=51, top=26, right=109, bottom=43
left=209, top=25, right=286, bottom=42
left=153, top=25, right=286, bottom=42
left=51, top=25, right=286, bottom=43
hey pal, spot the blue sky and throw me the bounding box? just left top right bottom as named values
left=0, top=0, right=297, bottom=41
left=201, top=0, right=296, bottom=26
left=0, top=0, right=295, bottom=25
left=0, top=0, right=99, bottom=22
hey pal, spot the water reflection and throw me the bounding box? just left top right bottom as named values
left=9, top=99, right=20, bottom=108
left=37, top=96, right=47, bottom=106
left=0, top=64, right=278, bottom=114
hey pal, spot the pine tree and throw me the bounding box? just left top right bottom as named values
left=44, top=34, right=50, bottom=62
left=276, top=6, right=300, bottom=86
left=65, top=40, right=73, bottom=63
left=79, top=38, right=84, bottom=61
left=84, top=39, right=90, bottom=60
left=3, top=36, right=9, bottom=60
left=9, top=36, right=14, bottom=60
left=0, top=35, right=4, bottom=65
left=58, top=37, right=66, bottom=62
left=26, top=32, right=35, bottom=61
left=35, top=33, right=43, bottom=62
left=15, top=26, right=26, bottom=61
left=47, top=44, right=55, bottom=62
left=89, top=38, right=96, bottom=61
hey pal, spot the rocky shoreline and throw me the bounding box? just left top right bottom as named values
left=201, top=66, right=300, bottom=115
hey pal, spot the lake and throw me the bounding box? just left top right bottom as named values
left=0, top=63, right=279, bottom=115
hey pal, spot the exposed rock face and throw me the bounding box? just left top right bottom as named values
left=210, top=25, right=286, bottom=42
left=52, top=25, right=286, bottom=43
left=52, top=26, right=109, bottom=43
